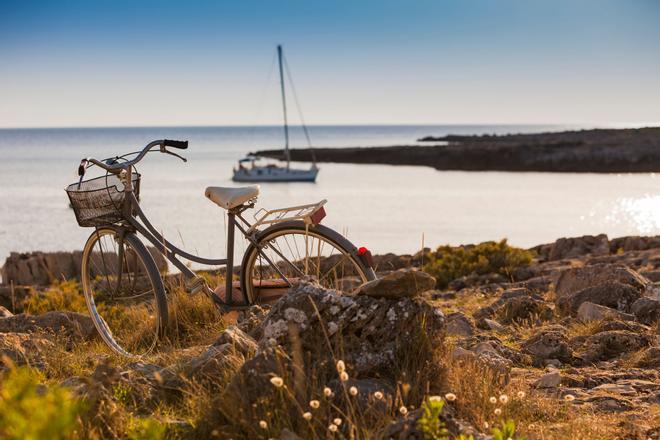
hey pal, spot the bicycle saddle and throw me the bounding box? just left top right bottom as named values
left=205, top=185, right=260, bottom=209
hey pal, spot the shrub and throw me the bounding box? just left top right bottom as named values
left=423, top=239, right=533, bottom=289
left=23, top=280, right=87, bottom=314
left=0, top=365, right=83, bottom=439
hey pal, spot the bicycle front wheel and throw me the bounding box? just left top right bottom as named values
left=81, top=228, right=168, bottom=357
left=240, top=221, right=376, bottom=304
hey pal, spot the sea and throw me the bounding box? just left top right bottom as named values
left=1, top=124, right=659, bottom=266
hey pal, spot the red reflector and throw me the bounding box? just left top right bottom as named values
left=357, top=247, right=374, bottom=267
left=310, top=206, right=326, bottom=225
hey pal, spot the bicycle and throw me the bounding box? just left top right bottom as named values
left=65, top=139, right=376, bottom=357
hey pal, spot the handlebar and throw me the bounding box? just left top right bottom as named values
left=163, top=139, right=188, bottom=149
left=79, top=139, right=188, bottom=176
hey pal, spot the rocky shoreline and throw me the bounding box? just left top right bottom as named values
left=0, top=233, right=658, bottom=438
left=254, top=127, right=660, bottom=173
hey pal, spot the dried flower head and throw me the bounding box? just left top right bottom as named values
left=269, top=376, right=284, bottom=388
left=494, top=408, right=502, bottom=416
left=489, top=396, right=497, bottom=404
left=517, top=391, right=526, bottom=399
left=499, top=394, right=509, bottom=404
left=339, top=371, right=349, bottom=381
left=564, top=394, right=575, bottom=402
left=310, top=400, right=320, bottom=409
left=484, top=422, right=489, bottom=429
left=329, top=424, right=338, bottom=433
left=336, top=360, right=346, bottom=373
left=333, top=418, right=342, bottom=426
left=302, top=412, right=312, bottom=421
left=259, top=420, right=268, bottom=429
left=399, top=406, right=408, bottom=415
left=374, top=391, right=384, bottom=400
left=323, top=387, right=333, bottom=397
left=444, top=393, right=457, bottom=402
left=349, top=386, right=358, bottom=396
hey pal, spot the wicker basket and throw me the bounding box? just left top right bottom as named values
left=66, top=173, right=140, bottom=227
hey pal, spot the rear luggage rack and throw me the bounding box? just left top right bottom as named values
left=247, top=199, right=327, bottom=234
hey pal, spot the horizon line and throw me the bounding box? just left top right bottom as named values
left=1, top=122, right=658, bottom=131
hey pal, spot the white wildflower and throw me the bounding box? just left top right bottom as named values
left=269, top=376, right=284, bottom=388
left=444, top=393, right=457, bottom=402
left=310, top=399, right=320, bottom=409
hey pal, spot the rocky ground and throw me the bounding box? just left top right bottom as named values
left=0, top=233, right=658, bottom=439
left=254, top=127, right=660, bottom=173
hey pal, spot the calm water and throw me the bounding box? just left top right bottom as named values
left=1, top=124, right=659, bottom=266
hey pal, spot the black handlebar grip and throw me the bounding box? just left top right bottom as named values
left=163, top=139, right=188, bottom=149
left=78, top=159, right=87, bottom=177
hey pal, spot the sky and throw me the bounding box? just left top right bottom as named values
left=1, top=0, right=660, bottom=128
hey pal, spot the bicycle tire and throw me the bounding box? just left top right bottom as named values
left=240, top=221, right=376, bottom=304
left=81, top=227, right=168, bottom=357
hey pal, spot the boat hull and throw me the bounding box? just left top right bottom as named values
left=232, top=166, right=319, bottom=183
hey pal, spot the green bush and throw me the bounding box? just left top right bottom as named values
left=23, top=280, right=87, bottom=314
left=0, top=366, right=83, bottom=439
left=423, top=239, right=533, bottom=289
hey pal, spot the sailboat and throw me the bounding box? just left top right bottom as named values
left=232, top=45, right=319, bottom=183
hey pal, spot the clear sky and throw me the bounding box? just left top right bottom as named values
left=1, top=0, right=659, bottom=128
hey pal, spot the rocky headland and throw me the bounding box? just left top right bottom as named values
left=254, top=127, right=660, bottom=173
left=0, top=233, right=658, bottom=438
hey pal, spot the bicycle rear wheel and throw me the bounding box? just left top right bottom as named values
left=240, top=221, right=376, bottom=304
left=81, top=228, right=168, bottom=357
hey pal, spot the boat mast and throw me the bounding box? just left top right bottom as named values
left=277, top=45, right=291, bottom=170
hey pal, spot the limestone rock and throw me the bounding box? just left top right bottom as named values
left=0, top=332, right=53, bottom=365
left=355, top=268, right=436, bottom=299
left=0, top=311, right=96, bottom=343
left=630, top=297, right=660, bottom=325
left=556, top=281, right=642, bottom=315
left=477, top=318, right=505, bottom=332
left=496, top=295, right=554, bottom=324
left=547, top=234, right=610, bottom=261
left=259, top=282, right=445, bottom=378
left=445, top=312, right=475, bottom=337
left=554, top=264, right=648, bottom=299
left=576, top=302, right=635, bottom=323
left=212, top=326, right=258, bottom=357
left=581, top=330, right=651, bottom=363
left=536, top=371, right=562, bottom=388
left=522, top=328, right=573, bottom=366
left=1, top=250, right=167, bottom=286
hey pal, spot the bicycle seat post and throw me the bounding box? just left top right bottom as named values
left=225, top=210, right=236, bottom=305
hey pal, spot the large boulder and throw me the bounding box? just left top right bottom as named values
left=580, top=330, right=651, bottom=363
left=2, top=250, right=167, bottom=286
left=2, top=251, right=83, bottom=286
left=221, top=282, right=446, bottom=425
left=0, top=332, right=53, bottom=365
left=0, top=311, right=96, bottom=343
left=557, top=281, right=643, bottom=315
left=496, top=295, right=554, bottom=324
left=631, top=297, right=660, bottom=325
left=547, top=234, right=610, bottom=261
left=554, top=264, right=648, bottom=299
left=355, top=268, right=436, bottom=299
left=445, top=312, right=475, bottom=337
left=576, top=302, right=635, bottom=323
left=522, top=327, right=574, bottom=366
left=258, top=282, right=445, bottom=377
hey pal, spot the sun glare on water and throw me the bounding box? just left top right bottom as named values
left=607, top=194, right=660, bottom=234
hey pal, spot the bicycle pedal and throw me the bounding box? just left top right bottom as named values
left=185, top=276, right=207, bottom=295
